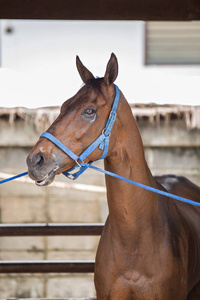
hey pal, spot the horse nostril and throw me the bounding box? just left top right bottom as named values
left=35, top=153, right=45, bottom=169
left=36, top=153, right=45, bottom=168
left=27, top=152, right=46, bottom=170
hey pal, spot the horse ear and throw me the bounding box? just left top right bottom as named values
left=104, top=53, right=118, bottom=85
left=76, top=56, right=95, bottom=84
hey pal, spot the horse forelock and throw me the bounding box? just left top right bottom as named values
left=86, top=77, right=104, bottom=93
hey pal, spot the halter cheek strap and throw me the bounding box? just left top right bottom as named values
left=40, top=84, right=120, bottom=180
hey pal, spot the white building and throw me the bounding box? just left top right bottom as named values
left=0, top=20, right=200, bottom=108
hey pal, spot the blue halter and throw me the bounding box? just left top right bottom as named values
left=40, top=84, right=120, bottom=180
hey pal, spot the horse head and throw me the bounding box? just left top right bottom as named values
left=27, top=53, right=119, bottom=186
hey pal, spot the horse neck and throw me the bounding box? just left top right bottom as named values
left=104, top=93, right=158, bottom=238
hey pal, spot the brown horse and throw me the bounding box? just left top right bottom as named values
left=27, top=54, right=200, bottom=299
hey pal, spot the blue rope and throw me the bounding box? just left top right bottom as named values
left=0, top=164, right=199, bottom=208
left=0, top=171, right=28, bottom=184
left=82, top=163, right=200, bottom=208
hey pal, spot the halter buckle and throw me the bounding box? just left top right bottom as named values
left=109, top=111, right=117, bottom=120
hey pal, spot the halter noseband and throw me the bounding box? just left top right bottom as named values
left=40, top=84, right=120, bottom=180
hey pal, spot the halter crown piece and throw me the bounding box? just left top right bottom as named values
left=40, top=84, right=120, bottom=180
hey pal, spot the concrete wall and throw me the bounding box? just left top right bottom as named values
left=0, top=116, right=200, bottom=298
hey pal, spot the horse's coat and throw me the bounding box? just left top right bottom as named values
left=27, top=54, right=200, bottom=299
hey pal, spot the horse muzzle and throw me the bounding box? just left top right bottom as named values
left=26, top=151, right=60, bottom=186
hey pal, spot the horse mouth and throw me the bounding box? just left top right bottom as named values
left=35, top=167, right=59, bottom=186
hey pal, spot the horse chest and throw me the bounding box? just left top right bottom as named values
left=95, top=267, right=183, bottom=300
left=108, top=275, right=153, bottom=300
left=95, top=266, right=187, bottom=300
left=95, top=226, right=188, bottom=299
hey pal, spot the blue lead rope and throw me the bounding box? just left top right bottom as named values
left=0, top=165, right=200, bottom=207
left=0, top=171, right=28, bottom=184
left=82, top=163, right=200, bottom=207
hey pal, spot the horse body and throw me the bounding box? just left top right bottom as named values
left=27, top=54, right=200, bottom=299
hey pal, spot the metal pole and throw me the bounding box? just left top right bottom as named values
left=0, top=260, right=95, bottom=273
left=0, top=223, right=104, bottom=236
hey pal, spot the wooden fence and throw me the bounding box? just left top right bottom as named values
left=0, top=223, right=104, bottom=273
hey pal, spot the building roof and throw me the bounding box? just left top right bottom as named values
left=1, top=105, right=200, bottom=130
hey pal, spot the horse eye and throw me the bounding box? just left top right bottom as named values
left=84, top=108, right=96, bottom=116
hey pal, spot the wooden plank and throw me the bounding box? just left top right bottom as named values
left=0, top=260, right=95, bottom=273
left=0, top=223, right=104, bottom=236
left=0, top=0, right=200, bottom=21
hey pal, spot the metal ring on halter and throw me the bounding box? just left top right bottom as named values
left=102, top=128, right=111, bottom=137
left=75, top=159, right=82, bottom=167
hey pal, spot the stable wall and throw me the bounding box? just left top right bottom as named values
left=0, top=113, right=200, bottom=298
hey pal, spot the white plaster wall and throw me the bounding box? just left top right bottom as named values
left=0, top=20, right=200, bottom=108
